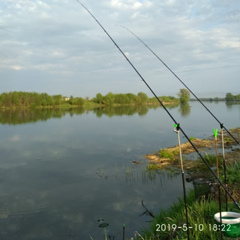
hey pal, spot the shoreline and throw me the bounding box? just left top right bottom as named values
left=145, top=128, right=240, bottom=177
left=0, top=101, right=180, bottom=111
left=139, top=128, right=240, bottom=239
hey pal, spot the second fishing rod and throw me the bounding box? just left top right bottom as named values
left=119, top=25, right=239, bottom=145
left=75, top=0, right=240, bottom=211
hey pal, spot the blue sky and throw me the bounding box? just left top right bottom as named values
left=0, top=0, right=239, bottom=98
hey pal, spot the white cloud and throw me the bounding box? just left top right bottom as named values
left=11, top=65, right=23, bottom=71
left=109, top=0, right=152, bottom=10
left=9, top=135, right=21, bottom=142
left=212, top=28, right=240, bottom=49
left=0, top=0, right=239, bottom=97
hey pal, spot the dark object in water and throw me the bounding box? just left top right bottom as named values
left=132, top=160, right=140, bottom=165
left=193, top=178, right=215, bottom=199
left=98, top=218, right=104, bottom=222
left=99, top=223, right=109, bottom=228
left=139, top=200, right=155, bottom=218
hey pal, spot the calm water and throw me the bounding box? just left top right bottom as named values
left=0, top=102, right=239, bottom=239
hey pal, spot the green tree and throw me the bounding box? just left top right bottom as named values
left=226, top=93, right=235, bottom=102
left=53, top=95, right=62, bottom=105
left=104, top=92, right=115, bottom=105
left=71, top=97, right=84, bottom=106
left=46, top=95, right=54, bottom=105
left=69, top=96, right=74, bottom=105
left=75, top=97, right=84, bottom=106
left=178, top=89, right=190, bottom=104
left=11, top=92, right=19, bottom=107
left=115, top=93, right=128, bottom=104
left=126, top=93, right=138, bottom=104
left=137, top=92, right=148, bottom=104
left=236, top=94, right=240, bottom=101
left=95, top=93, right=104, bottom=104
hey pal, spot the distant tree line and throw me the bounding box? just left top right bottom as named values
left=92, top=92, right=179, bottom=106
left=190, top=93, right=240, bottom=102
left=0, top=92, right=85, bottom=108
left=0, top=91, right=180, bottom=109
left=191, top=97, right=226, bottom=101
left=225, top=93, right=240, bottom=102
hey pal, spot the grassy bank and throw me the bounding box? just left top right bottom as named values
left=139, top=128, right=240, bottom=240
left=137, top=188, right=240, bottom=240
left=145, top=128, right=240, bottom=171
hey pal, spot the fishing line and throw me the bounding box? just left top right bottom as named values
left=218, top=182, right=223, bottom=240
left=119, top=25, right=239, bottom=145
left=75, top=1, right=240, bottom=211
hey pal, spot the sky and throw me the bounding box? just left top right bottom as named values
left=0, top=0, right=239, bottom=98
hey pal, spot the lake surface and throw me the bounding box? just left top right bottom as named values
left=0, top=102, right=239, bottom=239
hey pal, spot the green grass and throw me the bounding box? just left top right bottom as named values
left=189, top=136, right=196, bottom=141
left=221, top=161, right=240, bottom=187
left=147, top=164, right=159, bottom=170
left=224, top=136, right=235, bottom=143
left=160, top=149, right=174, bottom=161
left=172, top=149, right=180, bottom=156
left=138, top=190, right=239, bottom=240
left=194, top=153, right=223, bottom=171
left=125, top=165, right=135, bottom=179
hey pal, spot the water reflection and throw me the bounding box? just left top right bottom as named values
left=0, top=108, right=69, bottom=125
left=0, top=102, right=239, bottom=125
left=93, top=105, right=150, bottom=118
left=0, top=104, right=178, bottom=125
left=178, top=102, right=191, bottom=117
left=225, top=101, right=240, bottom=109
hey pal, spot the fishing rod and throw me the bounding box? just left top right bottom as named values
left=75, top=1, right=240, bottom=211
left=221, top=127, right=228, bottom=211
left=119, top=25, right=239, bottom=145
left=174, top=124, right=190, bottom=240
left=213, top=129, right=223, bottom=240
left=123, top=224, right=125, bottom=240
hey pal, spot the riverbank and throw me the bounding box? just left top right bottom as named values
left=138, top=128, right=240, bottom=240
left=136, top=187, right=240, bottom=240
left=0, top=100, right=180, bottom=111
left=145, top=128, right=240, bottom=175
